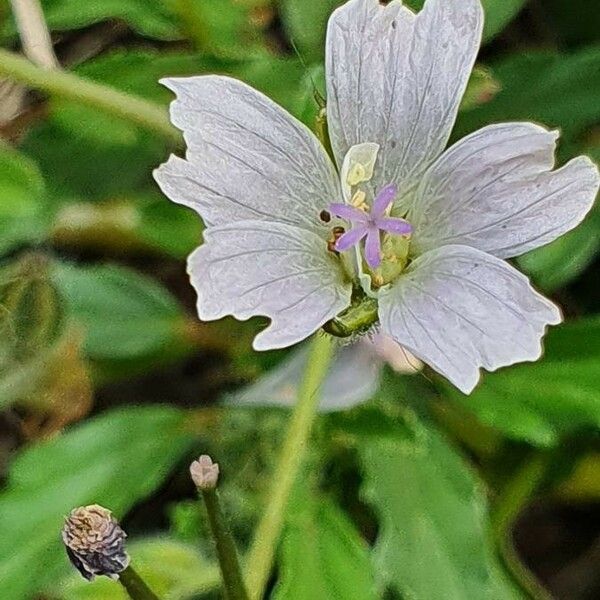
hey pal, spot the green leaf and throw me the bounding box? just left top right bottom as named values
left=58, top=537, right=220, bottom=600
left=23, top=50, right=312, bottom=202
left=280, top=0, right=342, bottom=61
left=516, top=204, right=600, bottom=292
left=273, top=481, right=377, bottom=600
left=172, top=0, right=269, bottom=59
left=454, top=47, right=600, bottom=146
left=446, top=318, right=600, bottom=447
left=52, top=263, right=187, bottom=361
left=1, top=0, right=181, bottom=41
left=0, top=406, right=195, bottom=600
left=360, top=410, right=520, bottom=600
left=0, top=144, right=48, bottom=254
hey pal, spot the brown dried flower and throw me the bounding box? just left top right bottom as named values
left=190, top=454, right=220, bottom=490
left=61, top=504, right=129, bottom=580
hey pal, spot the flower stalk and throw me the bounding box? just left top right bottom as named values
left=0, top=49, right=180, bottom=143
left=118, top=565, right=161, bottom=600
left=191, top=456, right=249, bottom=600
left=245, top=332, right=335, bottom=600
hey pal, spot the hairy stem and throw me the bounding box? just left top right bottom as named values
left=118, top=565, right=161, bottom=600
left=0, top=49, right=180, bottom=142
left=492, top=451, right=554, bottom=600
left=245, top=333, right=335, bottom=599
left=202, top=487, right=249, bottom=600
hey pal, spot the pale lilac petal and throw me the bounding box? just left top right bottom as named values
left=326, top=0, right=483, bottom=211
left=189, top=220, right=352, bottom=350
left=154, top=76, right=339, bottom=236
left=372, top=183, right=398, bottom=217
left=379, top=245, right=561, bottom=394
left=335, top=226, right=368, bottom=251
left=227, top=341, right=383, bottom=412
left=410, top=122, right=600, bottom=258
left=364, top=228, right=382, bottom=269
left=329, top=203, right=368, bottom=223
left=375, top=217, right=413, bottom=236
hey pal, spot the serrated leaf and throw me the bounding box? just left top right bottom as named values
left=52, top=263, right=186, bottom=361
left=273, top=481, right=377, bottom=600
left=0, top=406, right=195, bottom=600
left=360, top=411, right=521, bottom=600
left=446, top=318, right=600, bottom=447
left=57, top=537, right=220, bottom=600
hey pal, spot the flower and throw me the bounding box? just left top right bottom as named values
left=330, top=183, right=412, bottom=269
left=228, top=334, right=421, bottom=412
left=155, top=0, right=599, bottom=394
left=61, top=505, right=129, bottom=581
left=190, top=454, right=220, bottom=490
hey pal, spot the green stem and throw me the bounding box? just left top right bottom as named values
left=0, top=49, right=180, bottom=143
left=245, top=333, right=335, bottom=600
left=202, top=488, right=249, bottom=600
left=491, top=451, right=553, bottom=600
left=118, top=564, right=161, bottom=600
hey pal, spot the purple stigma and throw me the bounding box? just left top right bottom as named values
left=329, top=183, right=412, bottom=269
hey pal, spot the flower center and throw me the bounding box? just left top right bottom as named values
left=328, top=182, right=412, bottom=289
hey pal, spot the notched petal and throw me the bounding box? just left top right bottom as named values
left=411, top=123, right=600, bottom=258
left=188, top=221, right=352, bottom=350
left=155, top=75, right=340, bottom=235
left=379, top=245, right=561, bottom=394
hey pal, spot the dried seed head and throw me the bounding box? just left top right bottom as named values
left=190, top=454, right=220, bottom=490
left=61, top=504, right=129, bottom=581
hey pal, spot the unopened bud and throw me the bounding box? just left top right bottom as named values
left=61, top=504, right=129, bottom=581
left=190, top=454, right=220, bottom=490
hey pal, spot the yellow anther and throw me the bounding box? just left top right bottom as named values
left=346, top=162, right=367, bottom=186
left=350, top=190, right=367, bottom=210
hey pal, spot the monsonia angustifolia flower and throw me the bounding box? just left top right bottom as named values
left=155, top=0, right=599, bottom=393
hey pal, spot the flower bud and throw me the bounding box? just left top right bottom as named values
left=190, top=454, right=220, bottom=490
left=61, top=504, right=129, bottom=581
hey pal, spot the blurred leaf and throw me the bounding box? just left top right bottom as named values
left=454, top=47, right=600, bottom=146
left=447, top=318, right=600, bottom=447
left=273, top=481, right=377, bottom=600
left=405, top=0, right=527, bottom=42
left=280, top=0, right=342, bottom=61
left=19, top=327, right=93, bottom=436
left=360, top=411, right=521, bottom=599
left=0, top=406, right=195, bottom=600
left=544, top=0, right=600, bottom=47
left=1, top=0, right=181, bottom=41
left=516, top=204, right=600, bottom=291
left=24, top=51, right=312, bottom=202
left=52, top=262, right=187, bottom=361
left=0, top=144, right=48, bottom=255
left=171, top=0, right=270, bottom=58
left=58, top=537, right=220, bottom=600
left=50, top=192, right=201, bottom=259
left=0, top=254, right=66, bottom=409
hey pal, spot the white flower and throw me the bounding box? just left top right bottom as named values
left=228, top=334, right=421, bottom=412
left=154, top=0, right=599, bottom=394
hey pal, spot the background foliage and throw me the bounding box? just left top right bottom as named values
left=0, top=1, right=599, bottom=599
